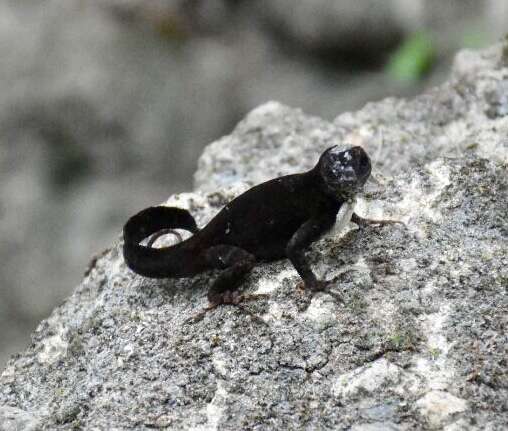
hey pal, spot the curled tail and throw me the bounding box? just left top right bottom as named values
left=123, top=206, right=202, bottom=278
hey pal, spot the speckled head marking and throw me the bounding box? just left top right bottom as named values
left=318, top=145, right=371, bottom=198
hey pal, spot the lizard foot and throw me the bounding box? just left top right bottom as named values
left=296, top=280, right=327, bottom=293
left=296, top=279, right=343, bottom=304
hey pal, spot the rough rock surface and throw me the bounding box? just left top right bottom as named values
left=0, top=0, right=459, bottom=367
left=1, top=44, right=507, bottom=429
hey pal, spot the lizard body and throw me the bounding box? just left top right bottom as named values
left=123, top=146, right=392, bottom=306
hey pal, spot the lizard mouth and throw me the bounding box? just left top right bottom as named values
left=318, top=145, right=371, bottom=200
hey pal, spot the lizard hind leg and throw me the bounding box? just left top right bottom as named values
left=205, top=245, right=257, bottom=306
left=189, top=245, right=268, bottom=323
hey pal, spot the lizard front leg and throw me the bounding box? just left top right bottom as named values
left=286, top=213, right=336, bottom=291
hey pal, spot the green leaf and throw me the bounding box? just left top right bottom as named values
left=386, top=32, right=435, bottom=83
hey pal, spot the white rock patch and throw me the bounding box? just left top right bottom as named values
left=333, top=358, right=404, bottom=398
left=0, top=406, right=41, bottom=431
left=300, top=295, right=336, bottom=328
left=355, top=159, right=451, bottom=238
left=196, top=380, right=228, bottom=431
left=414, top=305, right=456, bottom=391
left=212, top=352, right=229, bottom=377
left=255, top=268, right=297, bottom=295
left=37, top=325, right=68, bottom=365
left=416, top=390, right=468, bottom=429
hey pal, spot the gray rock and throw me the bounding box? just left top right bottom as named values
left=1, top=1, right=506, bottom=375
left=350, top=423, right=401, bottom=431
left=0, top=406, right=41, bottom=431
left=2, top=0, right=425, bottom=368
left=1, top=43, right=507, bottom=430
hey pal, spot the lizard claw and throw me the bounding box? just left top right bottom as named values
left=296, top=279, right=344, bottom=304
left=301, top=279, right=332, bottom=292
left=309, top=280, right=331, bottom=292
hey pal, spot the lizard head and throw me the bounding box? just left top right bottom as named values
left=318, top=145, right=371, bottom=199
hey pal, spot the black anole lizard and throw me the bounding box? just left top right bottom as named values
left=123, top=146, right=399, bottom=308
